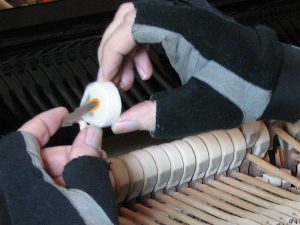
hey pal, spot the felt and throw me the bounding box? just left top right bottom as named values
left=261, top=44, right=300, bottom=122
left=151, top=78, right=243, bottom=139
left=63, top=156, right=118, bottom=225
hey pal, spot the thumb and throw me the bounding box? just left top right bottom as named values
left=69, top=126, right=106, bottom=161
left=112, top=100, right=156, bottom=134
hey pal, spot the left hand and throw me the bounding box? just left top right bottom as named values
left=18, top=107, right=107, bottom=186
left=97, top=3, right=157, bottom=134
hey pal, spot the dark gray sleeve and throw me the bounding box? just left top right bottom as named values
left=0, top=191, right=11, bottom=225
left=261, top=44, right=300, bottom=122
left=0, top=132, right=86, bottom=225
left=0, top=132, right=114, bottom=225
left=63, top=157, right=118, bottom=225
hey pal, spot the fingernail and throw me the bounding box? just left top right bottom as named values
left=136, top=66, right=147, bottom=80
left=85, top=126, right=101, bottom=150
left=119, top=81, right=126, bottom=90
left=112, top=120, right=140, bottom=133
left=119, top=75, right=130, bottom=90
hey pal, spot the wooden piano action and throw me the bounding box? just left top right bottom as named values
left=108, top=120, right=300, bottom=225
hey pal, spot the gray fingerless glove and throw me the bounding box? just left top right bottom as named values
left=133, top=0, right=283, bottom=138
left=0, top=132, right=117, bottom=225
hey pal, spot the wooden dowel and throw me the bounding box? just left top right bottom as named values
left=162, top=192, right=233, bottom=225
left=146, top=199, right=206, bottom=225
left=273, top=127, right=300, bottom=153
left=231, top=171, right=300, bottom=201
left=168, top=191, right=252, bottom=225
left=182, top=187, right=271, bottom=225
left=134, top=203, right=180, bottom=225
left=219, top=175, right=300, bottom=211
left=119, top=216, right=137, bottom=225
left=246, top=153, right=300, bottom=188
left=194, top=183, right=290, bottom=224
left=120, top=207, right=158, bottom=225
left=208, top=179, right=298, bottom=219
left=195, top=182, right=259, bottom=211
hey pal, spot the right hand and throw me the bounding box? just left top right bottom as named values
left=97, top=2, right=156, bottom=134
left=97, top=2, right=153, bottom=90
left=98, top=1, right=283, bottom=139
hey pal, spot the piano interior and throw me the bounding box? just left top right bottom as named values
left=115, top=121, right=300, bottom=225
left=1, top=0, right=300, bottom=224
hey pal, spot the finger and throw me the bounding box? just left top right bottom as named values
left=69, top=126, right=103, bottom=161
left=113, top=2, right=135, bottom=19
left=98, top=2, right=135, bottom=64
left=19, top=107, right=68, bottom=147
left=133, top=45, right=153, bottom=80
left=112, top=100, right=156, bottom=134
left=112, top=74, right=121, bottom=87
left=41, top=146, right=71, bottom=178
left=99, top=9, right=137, bottom=81
left=54, top=176, right=65, bottom=187
left=119, top=58, right=135, bottom=91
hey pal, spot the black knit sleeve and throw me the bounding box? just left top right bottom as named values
left=131, top=0, right=283, bottom=138
left=261, top=44, right=300, bottom=122
left=0, top=191, right=11, bottom=225
left=0, top=132, right=86, bottom=225
left=63, top=156, right=118, bottom=225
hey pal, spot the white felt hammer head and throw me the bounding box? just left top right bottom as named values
left=80, top=81, right=122, bottom=127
